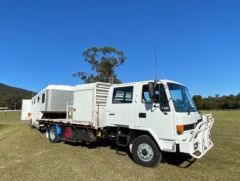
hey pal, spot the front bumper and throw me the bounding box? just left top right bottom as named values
left=179, top=114, right=214, bottom=159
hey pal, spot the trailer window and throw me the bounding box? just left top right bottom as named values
left=42, top=93, right=45, bottom=103
left=112, top=86, right=133, bottom=103
left=37, top=97, right=40, bottom=103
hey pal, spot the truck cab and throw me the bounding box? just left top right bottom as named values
left=106, top=80, right=214, bottom=166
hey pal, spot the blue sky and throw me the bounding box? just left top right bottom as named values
left=0, top=0, right=239, bottom=97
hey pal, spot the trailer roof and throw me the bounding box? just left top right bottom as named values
left=32, top=85, right=75, bottom=99
left=45, top=85, right=75, bottom=91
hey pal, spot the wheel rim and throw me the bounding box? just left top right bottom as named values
left=137, top=143, right=154, bottom=162
left=49, top=129, right=56, bottom=140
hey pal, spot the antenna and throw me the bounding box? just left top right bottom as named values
left=154, top=45, right=157, bottom=81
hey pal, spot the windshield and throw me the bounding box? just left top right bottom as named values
left=168, top=83, right=197, bottom=113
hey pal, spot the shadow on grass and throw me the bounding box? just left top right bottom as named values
left=63, top=139, right=196, bottom=168
left=34, top=126, right=197, bottom=168
left=161, top=152, right=196, bottom=168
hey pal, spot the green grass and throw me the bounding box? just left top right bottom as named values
left=0, top=124, right=8, bottom=131
left=0, top=111, right=239, bottom=181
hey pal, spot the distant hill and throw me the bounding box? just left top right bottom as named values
left=0, top=83, right=36, bottom=110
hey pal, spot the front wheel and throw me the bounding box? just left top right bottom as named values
left=132, top=135, right=162, bottom=167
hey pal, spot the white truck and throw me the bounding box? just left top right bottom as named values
left=29, top=80, right=214, bottom=167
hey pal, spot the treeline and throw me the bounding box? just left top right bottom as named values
left=193, top=94, right=240, bottom=110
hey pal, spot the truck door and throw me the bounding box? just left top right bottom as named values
left=135, top=84, right=175, bottom=140
left=107, top=86, right=135, bottom=127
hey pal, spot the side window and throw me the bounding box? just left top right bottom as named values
left=142, top=84, right=160, bottom=103
left=142, top=84, right=170, bottom=111
left=159, top=84, right=170, bottom=111
left=142, top=85, right=152, bottom=103
left=112, top=86, right=133, bottom=104
left=42, top=93, right=45, bottom=103
left=37, top=97, right=40, bottom=103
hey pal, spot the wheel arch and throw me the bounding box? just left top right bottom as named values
left=130, top=129, right=162, bottom=152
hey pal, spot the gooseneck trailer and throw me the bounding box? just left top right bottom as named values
left=26, top=80, right=214, bottom=167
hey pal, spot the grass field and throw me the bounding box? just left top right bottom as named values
left=0, top=111, right=239, bottom=181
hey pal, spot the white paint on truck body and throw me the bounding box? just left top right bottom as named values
left=72, top=82, right=111, bottom=128
left=105, top=80, right=214, bottom=158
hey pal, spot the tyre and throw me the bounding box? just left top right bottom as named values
left=48, top=125, right=61, bottom=143
left=132, top=135, right=162, bottom=167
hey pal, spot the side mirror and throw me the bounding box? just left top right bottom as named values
left=148, top=82, right=157, bottom=102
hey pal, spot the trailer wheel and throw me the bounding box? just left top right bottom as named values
left=132, top=135, right=162, bottom=167
left=48, top=125, right=61, bottom=143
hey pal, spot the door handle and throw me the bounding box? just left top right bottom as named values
left=109, top=113, right=115, bottom=116
left=139, top=113, right=146, bottom=118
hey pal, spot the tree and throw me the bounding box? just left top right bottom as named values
left=193, top=95, right=203, bottom=110
left=192, top=93, right=240, bottom=110
left=73, top=46, right=126, bottom=84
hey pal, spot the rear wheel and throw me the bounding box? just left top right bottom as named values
left=132, top=135, right=162, bottom=167
left=48, top=125, right=61, bottom=143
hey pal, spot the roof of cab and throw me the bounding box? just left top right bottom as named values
left=112, top=79, right=184, bottom=87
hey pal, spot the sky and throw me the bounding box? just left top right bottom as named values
left=0, top=0, right=240, bottom=97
